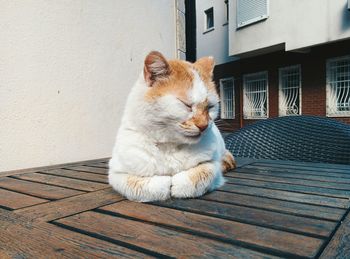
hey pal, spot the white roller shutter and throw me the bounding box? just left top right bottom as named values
left=237, top=0, right=269, bottom=28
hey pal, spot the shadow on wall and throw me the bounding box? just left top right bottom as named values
left=341, top=2, right=350, bottom=31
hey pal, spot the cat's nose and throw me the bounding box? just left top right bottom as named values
left=197, top=123, right=208, bottom=132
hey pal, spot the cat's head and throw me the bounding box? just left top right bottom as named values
left=142, top=51, right=219, bottom=144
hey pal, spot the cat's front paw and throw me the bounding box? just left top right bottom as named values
left=171, top=172, right=206, bottom=199
left=222, top=150, right=236, bottom=173
left=144, top=176, right=172, bottom=202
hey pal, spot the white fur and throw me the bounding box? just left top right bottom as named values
left=109, top=71, right=226, bottom=202
left=191, top=70, right=208, bottom=104
left=171, top=161, right=225, bottom=198
left=108, top=173, right=171, bottom=202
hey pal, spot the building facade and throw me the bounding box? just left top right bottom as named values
left=194, top=0, right=350, bottom=133
left=195, top=0, right=237, bottom=65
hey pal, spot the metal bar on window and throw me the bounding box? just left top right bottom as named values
left=220, top=78, right=235, bottom=119
left=279, top=65, right=301, bottom=116
left=243, top=72, right=268, bottom=119
left=326, top=55, right=350, bottom=116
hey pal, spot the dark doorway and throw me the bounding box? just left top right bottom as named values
left=185, top=0, right=196, bottom=62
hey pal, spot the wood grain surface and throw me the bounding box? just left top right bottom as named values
left=0, top=158, right=349, bottom=258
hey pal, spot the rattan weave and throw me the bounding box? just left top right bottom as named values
left=224, top=116, right=350, bottom=165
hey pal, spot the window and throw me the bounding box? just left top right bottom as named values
left=243, top=71, right=268, bottom=119
left=220, top=77, right=235, bottom=119
left=326, top=55, right=350, bottom=116
left=204, top=7, right=214, bottom=31
left=237, top=0, right=269, bottom=28
left=279, top=65, right=302, bottom=116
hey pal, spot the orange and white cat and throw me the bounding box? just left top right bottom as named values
left=108, top=51, right=236, bottom=202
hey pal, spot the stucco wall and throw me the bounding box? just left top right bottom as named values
left=196, top=0, right=237, bottom=65
left=229, top=0, right=350, bottom=56
left=0, top=0, right=177, bottom=171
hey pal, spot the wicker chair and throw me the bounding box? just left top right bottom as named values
left=224, top=115, right=350, bottom=165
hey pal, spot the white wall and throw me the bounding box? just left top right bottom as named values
left=229, top=0, right=350, bottom=56
left=0, top=0, right=177, bottom=172
left=196, top=0, right=237, bottom=65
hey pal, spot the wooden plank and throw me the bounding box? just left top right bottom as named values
left=13, top=172, right=107, bottom=192
left=251, top=163, right=350, bottom=174
left=66, top=165, right=107, bottom=175
left=243, top=165, right=350, bottom=180
left=229, top=170, right=350, bottom=189
left=40, top=168, right=108, bottom=183
left=253, top=160, right=350, bottom=170
left=0, top=188, right=48, bottom=210
left=232, top=168, right=350, bottom=184
left=99, top=201, right=324, bottom=258
left=320, top=212, right=350, bottom=259
left=56, top=211, right=279, bottom=258
left=85, top=162, right=109, bottom=169
left=40, top=169, right=108, bottom=183
left=155, top=199, right=336, bottom=237
left=234, top=157, right=256, bottom=168
left=201, top=191, right=345, bottom=221
left=0, top=158, right=109, bottom=177
left=224, top=177, right=350, bottom=198
left=0, top=209, right=149, bottom=258
left=16, top=188, right=124, bottom=222
left=0, top=177, right=83, bottom=200
left=219, top=183, right=350, bottom=208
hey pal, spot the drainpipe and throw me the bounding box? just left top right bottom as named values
left=239, top=82, right=243, bottom=129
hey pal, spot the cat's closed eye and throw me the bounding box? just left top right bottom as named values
left=177, top=98, right=193, bottom=112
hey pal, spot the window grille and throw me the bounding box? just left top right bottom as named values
left=243, top=71, right=268, bottom=119
left=279, top=65, right=302, bottom=116
left=204, top=8, right=214, bottom=30
left=326, top=55, right=350, bottom=116
left=220, top=77, right=235, bottom=119
left=237, top=0, right=269, bottom=28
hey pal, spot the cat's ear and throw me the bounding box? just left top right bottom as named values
left=194, top=56, right=215, bottom=78
left=143, top=51, right=170, bottom=86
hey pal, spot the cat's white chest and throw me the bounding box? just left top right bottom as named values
left=155, top=126, right=222, bottom=175
left=110, top=123, right=224, bottom=177
left=155, top=144, right=200, bottom=175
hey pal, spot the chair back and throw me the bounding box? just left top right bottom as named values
left=224, top=116, right=350, bottom=165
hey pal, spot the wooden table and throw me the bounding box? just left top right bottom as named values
left=0, top=158, right=349, bottom=258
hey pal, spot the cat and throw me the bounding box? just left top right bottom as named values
left=108, top=51, right=236, bottom=202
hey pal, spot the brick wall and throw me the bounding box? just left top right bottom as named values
left=214, top=39, right=350, bottom=132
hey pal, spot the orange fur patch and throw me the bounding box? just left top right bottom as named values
left=221, top=150, right=236, bottom=173
left=144, top=56, right=218, bottom=102
left=188, top=163, right=214, bottom=187
left=192, top=99, right=209, bottom=130
left=127, top=175, right=150, bottom=195
left=144, top=51, right=170, bottom=86
left=193, top=57, right=217, bottom=94
left=180, top=120, right=195, bottom=130
left=145, top=60, right=194, bottom=102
